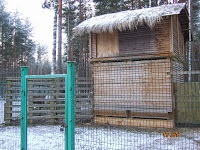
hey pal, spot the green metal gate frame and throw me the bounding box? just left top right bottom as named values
left=20, top=62, right=75, bottom=150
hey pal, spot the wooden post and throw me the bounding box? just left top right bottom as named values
left=5, top=78, right=12, bottom=125
left=28, top=79, right=33, bottom=124
left=50, top=78, right=55, bottom=124
left=4, top=103, right=6, bottom=124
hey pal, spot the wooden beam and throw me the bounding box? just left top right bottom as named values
left=175, top=70, right=200, bottom=75
left=90, top=53, right=175, bottom=63
left=94, top=116, right=174, bottom=129
left=94, top=110, right=170, bottom=119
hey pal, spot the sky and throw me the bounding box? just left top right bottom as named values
left=5, top=0, right=54, bottom=59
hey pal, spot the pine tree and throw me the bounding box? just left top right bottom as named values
left=94, top=0, right=128, bottom=15
left=192, top=0, right=200, bottom=46
left=192, top=0, right=200, bottom=70
left=63, top=0, right=93, bottom=61
left=0, top=1, right=37, bottom=72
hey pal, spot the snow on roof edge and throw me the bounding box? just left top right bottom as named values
left=73, top=3, right=187, bottom=35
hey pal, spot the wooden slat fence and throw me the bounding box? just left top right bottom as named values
left=174, top=82, right=200, bottom=125
left=76, top=77, right=93, bottom=122
left=4, top=77, right=93, bottom=125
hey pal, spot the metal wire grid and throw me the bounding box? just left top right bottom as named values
left=26, top=78, right=65, bottom=149
left=75, top=57, right=200, bottom=149
left=1, top=55, right=200, bottom=149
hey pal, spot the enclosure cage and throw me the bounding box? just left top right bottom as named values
left=1, top=2, right=200, bottom=149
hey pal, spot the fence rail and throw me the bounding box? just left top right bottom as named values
left=4, top=77, right=93, bottom=125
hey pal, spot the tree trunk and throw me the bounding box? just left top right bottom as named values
left=51, top=7, right=58, bottom=74
left=57, top=0, right=62, bottom=74
left=67, top=0, right=73, bottom=61
left=188, top=0, right=193, bottom=81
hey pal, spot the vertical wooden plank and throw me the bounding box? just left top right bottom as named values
left=178, top=82, right=183, bottom=123
left=89, top=33, right=92, bottom=58
left=195, top=82, right=199, bottom=122
left=177, top=15, right=180, bottom=57
left=170, top=16, right=173, bottom=53
left=170, top=58, right=175, bottom=123
left=183, top=82, right=188, bottom=123
left=97, top=30, right=119, bottom=58
left=91, top=33, right=97, bottom=58
left=5, top=79, right=12, bottom=125
left=28, top=79, right=33, bottom=124
left=50, top=78, right=55, bottom=125
left=187, top=82, right=192, bottom=123
left=4, top=102, right=6, bottom=123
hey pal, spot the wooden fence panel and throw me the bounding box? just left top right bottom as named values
left=174, top=82, right=200, bottom=124
left=4, top=77, right=93, bottom=125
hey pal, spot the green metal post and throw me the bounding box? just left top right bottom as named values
left=64, top=67, right=68, bottom=150
left=20, top=66, right=28, bottom=150
left=65, top=62, right=75, bottom=150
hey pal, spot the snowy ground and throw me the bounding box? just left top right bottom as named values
left=1, top=100, right=200, bottom=150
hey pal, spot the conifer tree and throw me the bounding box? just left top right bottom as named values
left=93, top=0, right=128, bottom=15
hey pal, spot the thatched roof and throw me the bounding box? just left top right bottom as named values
left=74, top=3, right=188, bottom=35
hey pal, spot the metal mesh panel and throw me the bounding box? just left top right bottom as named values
left=1, top=54, right=200, bottom=149
left=26, top=78, right=65, bottom=149
left=0, top=67, right=20, bottom=149
left=75, top=56, right=200, bottom=149
left=1, top=76, right=66, bottom=149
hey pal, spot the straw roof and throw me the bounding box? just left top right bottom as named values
left=74, top=3, right=187, bottom=35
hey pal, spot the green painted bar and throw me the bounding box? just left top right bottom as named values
left=20, top=64, right=75, bottom=150
left=20, top=66, right=28, bottom=150
left=64, top=72, right=68, bottom=150
left=66, top=62, right=76, bottom=150
left=26, top=74, right=66, bottom=79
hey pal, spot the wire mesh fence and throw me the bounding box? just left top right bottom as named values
left=25, top=78, right=65, bottom=149
left=1, top=76, right=66, bottom=149
left=75, top=55, right=200, bottom=149
left=0, top=67, right=21, bottom=149
left=1, top=54, right=200, bottom=149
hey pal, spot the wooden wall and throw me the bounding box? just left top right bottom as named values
left=174, top=82, right=200, bottom=124
left=96, top=30, right=119, bottom=57
left=119, top=26, right=156, bottom=56
left=171, top=15, right=185, bottom=60
left=90, top=16, right=179, bottom=59
left=90, top=15, right=186, bottom=60
left=90, top=33, right=97, bottom=58
left=89, top=14, right=187, bottom=127
left=93, top=58, right=173, bottom=119
left=90, top=31, right=119, bottom=58
left=119, top=17, right=170, bottom=57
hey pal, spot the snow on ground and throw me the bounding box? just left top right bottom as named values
left=1, top=100, right=200, bottom=150
left=1, top=125, right=200, bottom=150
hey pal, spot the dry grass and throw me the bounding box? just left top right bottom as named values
left=74, top=3, right=186, bottom=35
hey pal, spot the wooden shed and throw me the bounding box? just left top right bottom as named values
left=74, top=3, right=189, bottom=128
